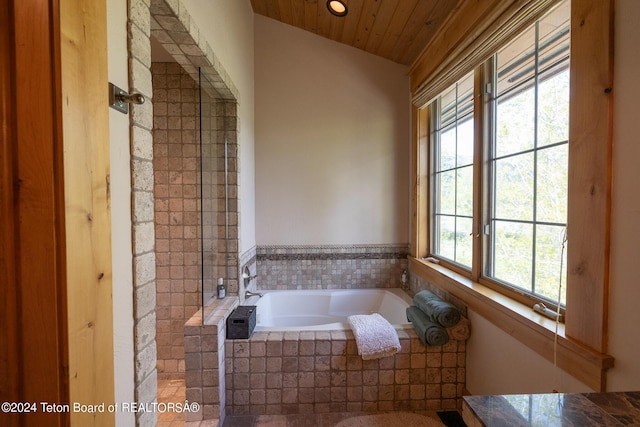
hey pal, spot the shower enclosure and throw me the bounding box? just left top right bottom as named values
left=153, top=61, right=239, bottom=379
left=199, top=68, right=227, bottom=310
left=197, top=67, right=240, bottom=317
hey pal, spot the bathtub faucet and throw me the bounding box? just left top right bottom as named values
left=245, top=290, right=263, bottom=298
left=242, top=265, right=258, bottom=287
left=401, top=270, right=409, bottom=291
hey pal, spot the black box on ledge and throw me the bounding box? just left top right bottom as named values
left=226, top=305, right=257, bottom=339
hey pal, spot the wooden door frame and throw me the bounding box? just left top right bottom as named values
left=1, top=1, right=69, bottom=426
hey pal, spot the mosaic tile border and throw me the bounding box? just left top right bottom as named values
left=255, top=244, right=410, bottom=290
left=256, top=244, right=410, bottom=261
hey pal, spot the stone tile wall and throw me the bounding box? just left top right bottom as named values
left=129, top=1, right=157, bottom=425
left=153, top=61, right=240, bottom=379
left=225, top=327, right=466, bottom=415
left=131, top=0, right=241, bottom=425
left=256, top=245, right=409, bottom=290
left=184, top=298, right=238, bottom=424
left=153, top=62, right=202, bottom=379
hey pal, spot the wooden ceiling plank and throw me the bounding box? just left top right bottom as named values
left=291, top=0, right=306, bottom=28
left=317, top=0, right=333, bottom=38
left=251, top=0, right=460, bottom=66
left=376, top=0, right=419, bottom=59
left=390, top=0, right=439, bottom=63
left=400, top=0, right=459, bottom=65
left=364, top=0, right=400, bottom=55
left=250, top=0, right=269, bottom=16
left=353, top=0, right=382, bottom=50
left=329, top=11, right=347, bottom=42
left=277, top=0, right=294, bottom=25
left=304, top=0, right=318, bottom=33
left=340, top=0, right=365, bottom=45
left=266, top=0, right=282, bottom=20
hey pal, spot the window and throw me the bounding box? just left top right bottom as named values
left=426, top=1, right=570, bottom=308
left=488, top=2, right=570, bottom=306
left=410, top=0, right=613, bottom=391
left=430, top=72, right=475, bottom=268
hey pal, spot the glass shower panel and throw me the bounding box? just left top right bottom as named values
left=198, top=68, right=228, bottom=316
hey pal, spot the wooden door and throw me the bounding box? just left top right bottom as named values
left=1, top=0, right=114, bottom=426
left=1, top=0, right=69, bottom=426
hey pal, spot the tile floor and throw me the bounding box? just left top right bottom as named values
left=157, top=378, right=186, bottom=427
left=158, top=378, right=462, bottom=427
left=158, top=378, right=218, bottom=427
left=221, top=412, right=445, bottom=427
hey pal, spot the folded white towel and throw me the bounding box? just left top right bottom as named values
left=348, top=313, right=401, bottom=360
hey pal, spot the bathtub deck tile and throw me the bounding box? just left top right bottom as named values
left=361, top=359, right=378, bottom=371
left=266, top=341, right=283, bottom=357
left=267, top=332, right=284, bottom=341
left=251, top=331, right=269, bottom=342
left=282, top=341, right=298, bottom=356
left=299, top=331, right=315, bottom=340
left=299, top=340, right=315, bottom=356
left=315, top=340, right=331, bottom=356
left=298, top=356, right=315, bottom=371
left=298, top=372, right=314, bottom=388
left=331, top=340, right=347, bottom=356
left=283, top=331, right=299, bottom=341
left=330, top=331, right=347, bottom=341
left=282, top=372, right=298, bottom=388
left=249, top=357, right=266, bottom=373
left=251, top=341, right=266, bottom=357
left=314, top=331, right=331, bottom=341
left=315, top=355, right=330, bottom=371
left=315, top=371, right=330, bottom=387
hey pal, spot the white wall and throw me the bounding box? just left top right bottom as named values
left=254, top=15, right=410, bottom=246
left=607, top=0, right=640, bottom=392
left=182, top=0, right=256, bottom=254
left=466, top=312, right=589, bottom=394
left=465, top=0, right=640, bottom=395
left=106, top=1, right=135, bottom=425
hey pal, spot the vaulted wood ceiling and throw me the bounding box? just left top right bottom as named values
left=250, top=0, right=460, bottom=66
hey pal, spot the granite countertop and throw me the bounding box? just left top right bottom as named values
left=462, top=391, right=640, bottom=426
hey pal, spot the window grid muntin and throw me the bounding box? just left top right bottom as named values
left=487, top=13, right=569, bottom=306
left=431, top=73, right=475, bottom=269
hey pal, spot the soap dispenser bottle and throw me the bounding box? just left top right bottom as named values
left=217, top=278, right=226, bottom=299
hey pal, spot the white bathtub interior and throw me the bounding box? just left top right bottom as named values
left=246, top=288, right=412, bottom=331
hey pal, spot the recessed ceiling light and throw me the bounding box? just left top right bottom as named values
left=327, top=0, right=348, bottom=17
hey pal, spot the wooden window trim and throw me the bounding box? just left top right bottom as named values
left=410, top=0, right=559, bottom=107
left=409, top=0, right=614, bottom=391
left=410, top=257, right=614, bottom=391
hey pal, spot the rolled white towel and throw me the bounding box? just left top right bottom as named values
left=348, top=313, right=401, bottom=360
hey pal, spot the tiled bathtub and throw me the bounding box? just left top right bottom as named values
left=225, top=308, right=466, bottom=415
